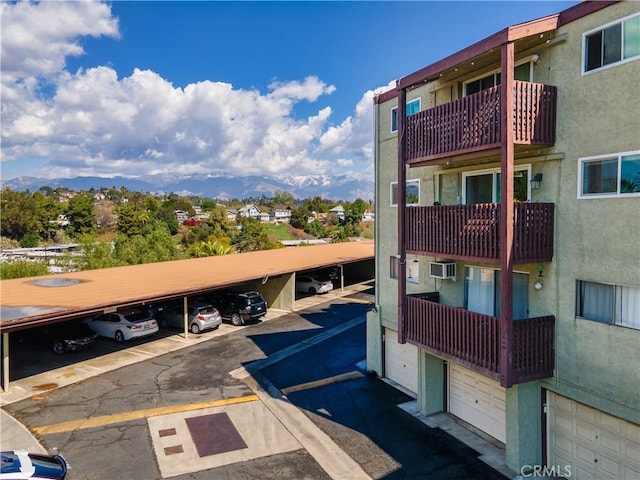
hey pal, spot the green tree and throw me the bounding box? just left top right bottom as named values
left=186, top=236, right=235, bottom=258
left=289, top=206, right=310, bottom=230
left=304, top=219, right=326, bottom=238
left=1, top=188, right=40, bottom=241
left=66, top=194, right=96, bottom=236
left=344, top=198, right=367, bottom=226
left=233, top=218, right=283, bottom=252
left=273, top=190, right=295, bottom=206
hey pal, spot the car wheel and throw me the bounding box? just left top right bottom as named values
left=309, top=287, right=317, bottom=295
left=190, top=323, right=200, bottom=334
left=114, top=330, right=125, bottom=342
left=53, top=341, right=65, bottom=355
left=230, top=313, right=243, bottom=326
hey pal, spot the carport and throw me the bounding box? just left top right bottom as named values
left=1, top=241, right=374, bottom=391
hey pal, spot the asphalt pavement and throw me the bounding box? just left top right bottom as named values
left=1, top=283, right=513, bottom=479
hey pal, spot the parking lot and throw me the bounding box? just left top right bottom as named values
left=2, top=281, right=511, bottom=479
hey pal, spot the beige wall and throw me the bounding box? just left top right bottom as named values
left=372, top=0, right=640, bottom=429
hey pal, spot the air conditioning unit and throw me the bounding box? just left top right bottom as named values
left=429, top=262, right=456, bottom=280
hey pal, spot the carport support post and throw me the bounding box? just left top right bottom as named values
left=183, top=296, right=189, bottom=339
left=2, top=332, right=8, bottom=392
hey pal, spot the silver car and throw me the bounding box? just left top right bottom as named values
left=156, top=302, right=222, bottom=334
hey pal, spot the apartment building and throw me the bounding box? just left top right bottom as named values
left=367, top=1, right=639, bottom=477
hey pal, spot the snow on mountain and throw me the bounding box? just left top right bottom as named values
left=2, top=173, right=374, bottom=201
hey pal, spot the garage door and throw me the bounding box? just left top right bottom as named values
left=547, top=392, right=640, bottom=480
left=384, top=328, right=418, bottom=395
left=449, top=363, right=506, bottom=443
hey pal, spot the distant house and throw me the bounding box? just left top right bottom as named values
left=362, top=211, right=375, bottom=222
left=238, top=204, right=261, bottom=219
left=329, top=205, right=345, bottom=221
left=175, top=210, right=189, bottom=222
left=259, top=212, right=270, bottom=222
left=226, top=209, right=238, bottom=222
left=270, top=207, right=292, bottom=222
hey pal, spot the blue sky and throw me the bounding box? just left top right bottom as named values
left=1, top=1, right=577, bottom=182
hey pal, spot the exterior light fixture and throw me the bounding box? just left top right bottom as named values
left=534, top=281, right=544, bottom=290
left=532, top=53, right=540, bottom=63
left=531, top=173, right=543, bottom=190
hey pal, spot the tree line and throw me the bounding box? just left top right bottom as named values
left=0, top=186, right=371, bottom=279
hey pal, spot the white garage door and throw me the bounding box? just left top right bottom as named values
left=547, top=392, right=640, bottom=480
left=449, top=363, right=506, bottom=443
left=384, top=328, right=418, bottom=395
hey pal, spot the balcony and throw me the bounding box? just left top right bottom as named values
left=406, top=202, right=554, bottom=263
left=405, top=81, right=557, bottom=164
left=406, top=294, right=555, bottom=384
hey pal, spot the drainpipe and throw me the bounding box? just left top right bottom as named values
left=500, top=42, right=515, bottom=388
left=397, top=84, right=407, bottom=344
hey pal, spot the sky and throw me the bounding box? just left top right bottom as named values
left=1, top=0, right=578, bottom=183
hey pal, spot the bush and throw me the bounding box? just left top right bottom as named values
left=0, top=260, right=50, bottom=279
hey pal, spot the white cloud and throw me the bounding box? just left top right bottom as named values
left=0, top=1, right=385, bottom=182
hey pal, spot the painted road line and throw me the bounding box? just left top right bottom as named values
left=32, top=394, right=259, bottom=436
left=281, top=371, right=364, bottom=396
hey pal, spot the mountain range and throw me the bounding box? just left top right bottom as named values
left=2, top=173, right=374, bottom=201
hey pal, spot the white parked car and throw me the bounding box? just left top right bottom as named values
left=86, top=308, right=158, bottom=342
left=296, top=275, right=334, bottom=295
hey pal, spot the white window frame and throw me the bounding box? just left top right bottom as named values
left=582, top=12, right=640, bottom=75
left=578, top=150, right=640, bottom=199
left=461, top=165, right=531, bottom=204
left=391, top=98, right=421, bottom=133
left=390, top=179, right=420, bottom=207
left=576, top=280, right=640, bottom=330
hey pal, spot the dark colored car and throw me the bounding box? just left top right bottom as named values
left=18, top=320, right=98, bottom=355
left=211, top=291, right=267, bottom=326
left=0, top=450, right=68, bottom=479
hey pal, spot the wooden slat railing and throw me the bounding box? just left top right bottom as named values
left=406, top=202, right=554, bottom=263
left=406, top=295, right=555, bottom=384
left=406, top=81, right=557, bottom=162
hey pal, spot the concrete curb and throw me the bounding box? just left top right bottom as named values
left=243, top=371, right=372, bottom=480
left=0, top=408, right=47, bottom=454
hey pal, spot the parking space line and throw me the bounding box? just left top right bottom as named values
left=281, top=371, right=364, bottom=395
left=32, top=394, right=259, bottom=436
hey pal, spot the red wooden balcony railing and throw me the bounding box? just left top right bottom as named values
left=406, top=294, right=555, bottom=384
left=406, top=202, right=554, bottom=263
left=406, top=81, right=557, bottom=163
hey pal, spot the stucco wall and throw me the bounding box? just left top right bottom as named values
left=538, top=1, right=640, bottom=424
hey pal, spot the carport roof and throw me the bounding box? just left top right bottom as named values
left=1, top=241, right=374, bottom=332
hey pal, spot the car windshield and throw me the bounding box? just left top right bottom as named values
left=195, top=305, right=215, bottom=315
left=27, top=453, right=65, bottom=475
left=124, top=312, right=152, bottom=323
left=246, top=295, right=263, bottom=305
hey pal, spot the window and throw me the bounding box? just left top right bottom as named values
left=584, top=13, right=640, bottom=73
left=407, top=260, right=419, bottom=284
left=391, top=98, right=421, bottom=133
left=390, top=179, right=420, bottom=206
left=390, top=256, right=399, bottom=279
left=462, top=166, right=530, bottom=204
left=576, top=281, right=640, bottom=330
left=579, top=151, right=640, bottom=198
left=463, top=267, right=529, bottom=319
left=464, top=61, right=533, bottom=96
